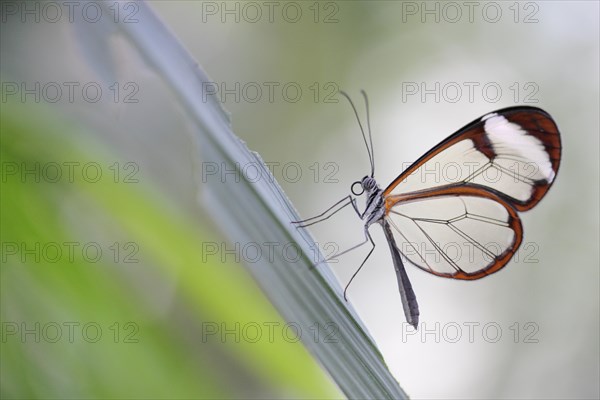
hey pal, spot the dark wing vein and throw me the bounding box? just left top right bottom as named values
left=388, top=201, right=510, bottom=274
left=387, top=217, right=434, bottom=270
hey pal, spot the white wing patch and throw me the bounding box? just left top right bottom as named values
left=484, top=114, right=556, bottom=183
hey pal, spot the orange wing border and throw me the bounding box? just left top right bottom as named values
left=385, top=183, right=523, bottom=280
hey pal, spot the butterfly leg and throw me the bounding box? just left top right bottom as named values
left=291, top=195, right=360, bottom=228
left=315, top=229, right=370, bottom=268
left=342, top=228, right=376, bottom=301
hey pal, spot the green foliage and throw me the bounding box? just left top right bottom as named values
left=0, top=99, right=339, bottom=399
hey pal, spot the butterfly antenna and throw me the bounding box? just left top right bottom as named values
left=339, top=90, right=375, bottom=177
left=361, top=90, right=375, bottom=177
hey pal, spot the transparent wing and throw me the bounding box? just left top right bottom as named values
left=384, top=185, right=523, bottom=279
left=383, top=107, right=561, bottom=211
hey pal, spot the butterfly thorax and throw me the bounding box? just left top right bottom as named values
left=361, top=176, right=386, bottom=227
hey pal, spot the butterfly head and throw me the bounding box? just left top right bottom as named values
left=351, top=175, right=378, bottom=196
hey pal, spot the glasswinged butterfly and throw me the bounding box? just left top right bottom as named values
left=293, top=91, right=562, bottom=329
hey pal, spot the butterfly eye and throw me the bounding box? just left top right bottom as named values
left=351, top=181, right=365, bottom=196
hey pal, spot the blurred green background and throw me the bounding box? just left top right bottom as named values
left=1, top=1, right=598, bottom=399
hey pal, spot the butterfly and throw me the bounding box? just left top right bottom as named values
left=293, top=91, right=562, bottom=329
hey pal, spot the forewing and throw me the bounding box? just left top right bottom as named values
left=383, top=107, right=561, bottom=211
